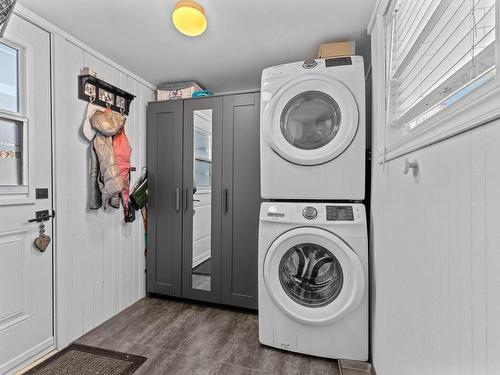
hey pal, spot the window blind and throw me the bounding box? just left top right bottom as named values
left=386, top=0, right=496, bottom=129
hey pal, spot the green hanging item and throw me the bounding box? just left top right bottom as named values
left=130, top=172, right=147, bottom=210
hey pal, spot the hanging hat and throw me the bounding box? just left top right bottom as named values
left=83, top=103, right=100, bottom=141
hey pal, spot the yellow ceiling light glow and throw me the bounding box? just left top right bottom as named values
left=172, top=0, right=207, bottom=37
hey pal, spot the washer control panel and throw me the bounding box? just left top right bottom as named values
left=294, top=204, right=363, bottom=223
left=326, top=206, right=354, bottom=221
left=302, top=206, right=318, bottom=220
left=260, top=202, right=366, bottom=225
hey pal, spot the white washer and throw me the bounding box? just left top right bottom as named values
left=260, top=56, right=365, bottom=200
left=258, top=202, right=368, bottom=360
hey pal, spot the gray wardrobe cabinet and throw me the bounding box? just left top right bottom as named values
left=146, top=99, right=183, bottom=298
left=146, top=92, right=260, bottom=310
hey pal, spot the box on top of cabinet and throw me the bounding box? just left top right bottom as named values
left=157, top=81, right=204, bottom=101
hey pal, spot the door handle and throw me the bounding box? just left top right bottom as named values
left=224, top=189, right=229, bottom=214
left=175, top=187, right=180, bottom=212
left=28, top=210, right=53, bottom=223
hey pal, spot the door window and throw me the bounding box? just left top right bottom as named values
left=280, top=91, right=341, bottom=150
left=0, top=118, right=23, bottom=185
left=0, top=43, right=18, bottom=113
left=279, top=243, right=343, bottom=307
left=0, top=42, right=26, bottom=189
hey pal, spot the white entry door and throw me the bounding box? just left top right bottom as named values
left=0, top=14, right=54, bottom=374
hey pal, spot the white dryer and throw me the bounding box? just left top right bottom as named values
left=260, top=56, right=365, bottom=200
left=258, top=202, right=368, bottom=360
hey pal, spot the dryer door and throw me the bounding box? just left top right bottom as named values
left=263, top=227, right=365, bottom=325
left=262, top=74, right=358, bottom=165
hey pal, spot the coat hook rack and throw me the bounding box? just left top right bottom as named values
left=78, top=74, right=136, bottom=115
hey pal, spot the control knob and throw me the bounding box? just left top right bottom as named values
left=302, top=206, right=318, bottom=220
left=302, top=59, right=317, bottom=69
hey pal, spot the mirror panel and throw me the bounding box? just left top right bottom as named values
left=192, top=109, right=213, bottom=291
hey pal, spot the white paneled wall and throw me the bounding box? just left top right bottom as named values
left=53, top=34, right=155, bottom=348
left=369, top=8, right=499, bottom=373
left=371, top=121, right=500, bottom=375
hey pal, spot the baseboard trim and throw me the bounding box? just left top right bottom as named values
left=15, top=350, right=57, bottom=375
left=1, top=338, right=54, bottom=375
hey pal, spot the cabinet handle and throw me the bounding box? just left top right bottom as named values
left=175, top=187, right=180, bottom=212
left=224, top=189, right=229, bottom=213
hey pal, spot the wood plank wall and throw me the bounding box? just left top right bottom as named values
left=369, top=12, right=500, bottom=370
left=371, top=121, right=500, bottom=374
left=53, top=34, right=155, bottom=348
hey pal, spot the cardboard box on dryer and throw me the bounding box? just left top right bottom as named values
left=317, top=41, right=355, bottom=59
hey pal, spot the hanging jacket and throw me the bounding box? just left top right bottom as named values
left=93, top=135, right=124, bottom=208
left=112, top=128, right=132, bottom=218
left=85, top=103, right=103, bottom=210
left=89, top=145, right=102, bottom=209
left=90, top=110, right=126, bottom=208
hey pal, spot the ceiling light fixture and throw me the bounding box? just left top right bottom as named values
left=172, top=0, right=207, bottom=37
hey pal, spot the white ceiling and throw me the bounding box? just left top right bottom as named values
left=18, top=0, right=375, bottom=92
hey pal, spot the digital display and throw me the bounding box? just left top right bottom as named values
left=326, top=206, right=354, bottom=221
left=325, top=57, right=352, bottom=67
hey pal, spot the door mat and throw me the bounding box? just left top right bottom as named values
left=23, top=344, right=147, bottom=375
left=192, top=258, right=211, bottom=276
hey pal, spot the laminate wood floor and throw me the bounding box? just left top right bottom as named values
left=75, top=297, right=340, bottom=375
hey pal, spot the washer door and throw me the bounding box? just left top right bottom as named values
left=263, top=227, right=365, bottom=325
left=263, top=74, right=358, bottom=166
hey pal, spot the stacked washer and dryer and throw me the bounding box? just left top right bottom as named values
left=258, top=56, right=368, bottom=360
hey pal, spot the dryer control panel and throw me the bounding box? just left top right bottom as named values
left=325, top=57, right=352, bottom=67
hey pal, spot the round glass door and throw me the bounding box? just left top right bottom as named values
left=263, top=227, right=365, bottom=325
left=279, top=243, right=343, bottom=307
left=262, top=75, right=359, bottom=166
left=280, top=91, right=341, bottom=150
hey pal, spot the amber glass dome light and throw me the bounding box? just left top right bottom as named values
left=172, top=0, right=207, bottom=37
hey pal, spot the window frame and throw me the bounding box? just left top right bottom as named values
left=0, top=37, right=33, bottom=201
left=376, top=0, right=500, bottom=163
left=0, top=39, right=26, bottom=118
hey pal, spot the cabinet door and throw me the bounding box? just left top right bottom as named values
left=182, top=97, right=223, bottom=303
left=146, top=100, right=183, bottom=296
left=221, top=93, right=261, bottom=309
